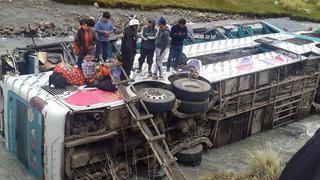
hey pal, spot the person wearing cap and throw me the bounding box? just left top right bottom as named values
left=152, top=17, right=170, bottom=79
left=74, top=19, right=96, bottom=69
left=95, top=11, right=115, bottom=60
left=137, top=19, right=159, bottom=75
left=124, top=14, right=137, bottom=29
left=167, top=18, right=188, bottom=71
left=120, top=19, right=139, bottom=80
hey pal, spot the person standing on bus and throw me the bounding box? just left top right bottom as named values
left=120, top=19, right=140, bottom=80
left=137, top=19, right=159, bottom=75
left=95, top=11, right=115, bottom=60
left=167, top=18, right=187, bottom=71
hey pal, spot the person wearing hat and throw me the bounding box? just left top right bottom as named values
left=123, top=14, right=137, bottom=29
left=95, top=11, right=115, bottom=60
left=120, top=19, right=139, bottom=80
left=137, top=19, right=159, bottom=75
left=167, top=18, right=188, bottom=71
left=152, top=17, right=170, bottom=79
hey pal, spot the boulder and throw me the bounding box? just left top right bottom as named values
left=4, top=26, right=14, bottom=31
left=303, top=8, right=311, bottom=13
left=44, top=22, right=55, bottom=29
left=93, top=2, right=99, bottom=8
left=13, top=26, right=26, bottom=34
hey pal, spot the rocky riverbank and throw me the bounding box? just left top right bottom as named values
left=0, top=0, right=252, bottom=38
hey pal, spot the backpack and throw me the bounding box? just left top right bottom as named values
left=49, top=72, right=69, bottom=89
left=97, top=75, right=117, bottom=92
left=53, top=64, right=85, bottom=86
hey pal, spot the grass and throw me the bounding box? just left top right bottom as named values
left=54, top=0, right=320, bottom=21
left=279, top=0, right=306, bottom=11
left=200, top=144, right=284, bottom=180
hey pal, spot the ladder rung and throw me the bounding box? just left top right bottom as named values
left=125, top=96, right=141, bottom=103
left=149, top=134, right=166, bottom=142
left=116, top=79, right=132, bottom=85
left=275, top=99, right=300, bottom=109
left=275, top=106, right=297, bottom=115
left=274, top=112, right=296, bottom=122
left=162, top=157, right=177, bottom=167
left=136, top=114, right=154, bottom=121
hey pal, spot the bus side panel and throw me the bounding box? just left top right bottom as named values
left=7, top=90, right=43, bottom=178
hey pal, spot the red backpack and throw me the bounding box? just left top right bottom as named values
left=53, top=64, right=85, bottom=86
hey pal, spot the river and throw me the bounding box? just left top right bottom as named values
left=1, top=114, right=319, bottom=180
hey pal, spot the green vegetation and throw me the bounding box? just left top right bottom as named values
left=55, top=0, right=320, bottom=21
left=200, top=144, right=284, bottom=180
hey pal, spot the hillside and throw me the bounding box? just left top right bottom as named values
left=55, top=0, right=320, bottom=21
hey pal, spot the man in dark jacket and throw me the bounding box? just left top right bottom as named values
left=167, top=18, right=187, bottom=71
left=74, top=19, right=96, bottom=69
left=152, top=17, right=170, bottom=79
left=137, top=19, right=159, bottom=75
left=120, top=19, right=139, bottom=80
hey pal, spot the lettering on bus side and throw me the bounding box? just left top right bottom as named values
left=44, top=144, right=48, bottom=176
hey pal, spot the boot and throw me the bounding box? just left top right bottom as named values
left=166, top=66, right=170, bottom=72
left=152, top=74, right=158, bottom=80
left=137, top=64, right=142, bottom=73
left=148, top=64, right=152, bottom=75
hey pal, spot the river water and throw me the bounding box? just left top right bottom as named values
left=1, top=114, right=319, bottom=180
left=0, top=20, right=320, bottom=179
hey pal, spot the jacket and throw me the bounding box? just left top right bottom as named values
left=74, top=28, right=96, bottom=54
left=141, top=25, right=159, bottom=50
left=121, top=26, right=137, bottom=57
left=170, top=24, right=188, bottom=46
left=95, top=18, right=114, bottom=42
left=156, top=26, right=170, bottom=53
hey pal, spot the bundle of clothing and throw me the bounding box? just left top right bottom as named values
left=49, top=56, right=118, bottom=92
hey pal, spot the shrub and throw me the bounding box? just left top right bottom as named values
left=200, top=144, right=284, bottom=180
left=247, top=144, right=284, bottom=180
left=279, top=0, right=306, bottom=11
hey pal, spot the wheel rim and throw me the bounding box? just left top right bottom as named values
left=143, top=89, right=166, bottom=100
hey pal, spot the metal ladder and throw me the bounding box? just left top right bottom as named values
left=106, top=61, right=186, bottom=180
left=272, top=96, right=301, bottom=127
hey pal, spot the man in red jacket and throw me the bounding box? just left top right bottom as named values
left=74, top=19, right=96, bottom=69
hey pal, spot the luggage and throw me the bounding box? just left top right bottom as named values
left=96, top=65, right=111, bottom=77
left=49, top=72, right=69, bottom=89
left=53, top=64, right=85, bottom=86
left=96, top=75, right=117, bottom=92
left=82, top=60, right=97, bottom=79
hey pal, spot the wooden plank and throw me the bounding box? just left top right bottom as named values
left=231, top=119, right=245, bottom=143
left=251, top=108, right=263, bottom=134
left=216, top=120, right=232, bottom=146
left=65, top=131, right=118, bottom=148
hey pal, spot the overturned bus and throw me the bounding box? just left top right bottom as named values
left=0, top=28, right=320, bottom=179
